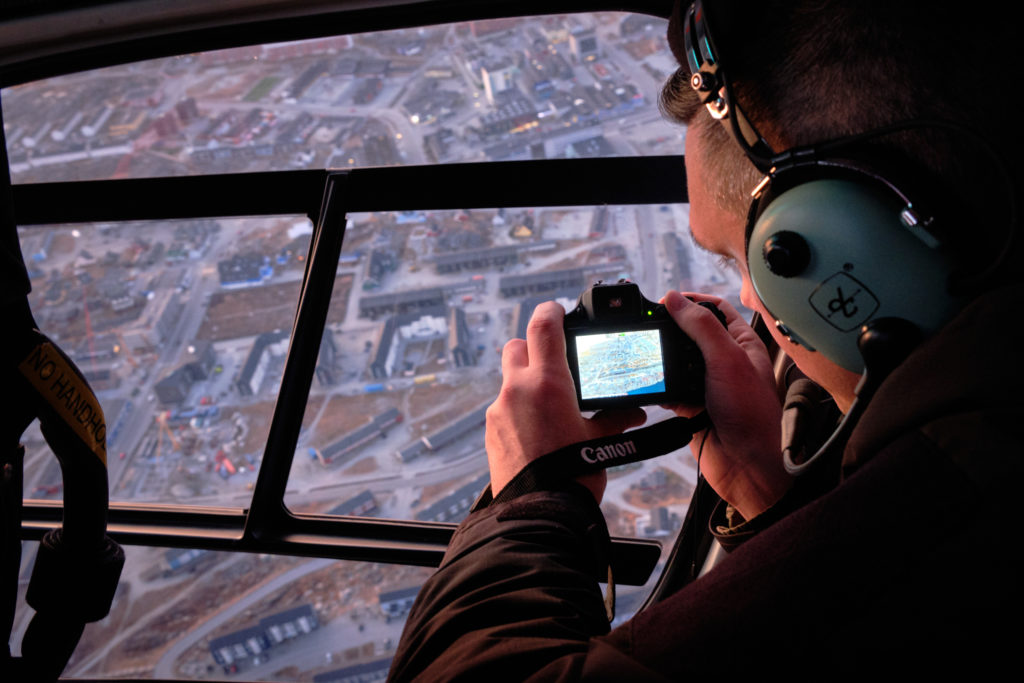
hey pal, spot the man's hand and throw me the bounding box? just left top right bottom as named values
left=485, top=301, right=647, bottom=503
left=662, top=291, right=791, bottom=520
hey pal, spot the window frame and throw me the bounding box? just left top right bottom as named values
left=4, top=0, right=698, bottom=588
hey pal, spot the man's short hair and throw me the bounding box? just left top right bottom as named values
left=661, top=0, right=1022, bottom=289
left=659, top=63, right=759, bottom=220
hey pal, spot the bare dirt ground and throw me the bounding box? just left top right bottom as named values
left=231, top=395, right=325, bottom=456
left=342, top=457, right=378, bottom=476
left=417, top=469, right=485, bottom=510
left=197, top=274, right=352, bottom=342
left=68, top=553, right=301, bottom=677
left=407, top=375, right=500, bottom=435
left=312, top=393, right=397, bottom=445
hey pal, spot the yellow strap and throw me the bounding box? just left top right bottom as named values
left=18, top=342, right=107, bottom=466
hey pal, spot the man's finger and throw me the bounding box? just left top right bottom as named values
left=675, top=291, right=772, bottom=378
left=664, top=290, right=743, bottom=363
left=524, top=301, right=568, bottom=372
left=659, top=402, right=703, bottom=419
left=501, top=338, right=528, bottom=375
left=589, top=407, right=647, bottom=436
left=679, top=291, right=744, bottom=326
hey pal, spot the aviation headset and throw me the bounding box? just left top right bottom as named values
left=682, top=0, right=969, bottom=375
left=679, top=0, right=1016, bottom=472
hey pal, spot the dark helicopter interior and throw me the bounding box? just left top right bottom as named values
left=2, top=1, right=761, bottom=680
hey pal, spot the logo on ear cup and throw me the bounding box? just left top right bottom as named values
left=810, top=272, right=879, bottom=331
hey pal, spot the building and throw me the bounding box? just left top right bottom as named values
left=422, top=127, right=456, bottom=162
left=431, top=243, right=522, bottom=274
left=209, top=625, right=271, bottom=670
left=327, top=490, right=378, bottom=517
left=481, top=58, right=517, bottom=105
left=163, top=547, right=208, bottom=574
left=152, top=111, right=180, bottom=137
left=644, top=506, right=680, bottom=537
left=395, top=439, right=427, bottom=463
left=283, top=59, right=329, bottom=100
left=154, top=366, right=193, bottom=405
left=313, top=658, right=393, bottom=683
left=420, top=403, right=487, bottom=452
left=483, top=138, right=543, bottom=161
left=262, top=604, right=319, bottom=644
left=448, top=307, right=476, bottom=368
left=209, top=604, right=319, bottom=671
left=498, top=267, right=588, bottom=298
left=379, top=586, right=420, bottom=618
left=182, top=340, right=216, bottom=381
left=403, top=84, right=462, bottom=126
left=367, top=316, right=400, bottom=379
left=499, top=261, right=626, bottom=299
left=318, top=408, right=402, bottom=464
left=479, top=90, right=538, bottom=138
left=514, top=294, right=578, bottom=340
left=395, top=401, right=488, bottom=464
left=152, top=342, right=215, bottom=405
left=359, top=287, right=445, bottom=319
left=175, top=97, right=200, bottom=124
left=236, top=330, right=289, bottom=396
left=368, top=308, right=446, bottom=378
left=218, top=253, right=273, bottom=289
left=569, top=26, right=599, bottom=62
left=115, top=288, right=184, bottom=354
left=565, top=135, right=616, bottom=158
left=414, top=472, right=490, bottom=523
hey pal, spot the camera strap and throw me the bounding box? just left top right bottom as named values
left=475, top=412, right=709, bottom=623
left=492, top=412, right=710, bottom=505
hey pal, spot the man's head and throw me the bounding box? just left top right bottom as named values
left=662, top=0, right=1021, bottom=407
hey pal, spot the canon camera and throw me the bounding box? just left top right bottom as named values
left=563, top=280, right=725, bottom=411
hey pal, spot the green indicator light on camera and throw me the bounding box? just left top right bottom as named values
left=647, top=310, right=652, bottom=316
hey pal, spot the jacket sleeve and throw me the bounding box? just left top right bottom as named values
left=387, top=485, right=614, bottom=682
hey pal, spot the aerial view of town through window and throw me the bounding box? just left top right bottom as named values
left=7, top=13, right=747, bottom=682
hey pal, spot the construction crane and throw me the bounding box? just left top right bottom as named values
left=113, top=331, right=139, bottom=369
left=154, top=411, right=181, bottom=459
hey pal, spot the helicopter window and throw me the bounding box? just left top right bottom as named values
left=16, top=216, right=315, bottom=506
left=14, top=541, right=434, bottom=680
left=3, top=13, right=681, bottom=184
left=2, top=8, right=752, bottom=681
left=284, top=203, right=746, bottom=531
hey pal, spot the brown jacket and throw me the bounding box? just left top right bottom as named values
left=389, top=286, right=1024, bottom=681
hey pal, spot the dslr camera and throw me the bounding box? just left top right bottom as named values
left=563, top=280, right=724, bottom=411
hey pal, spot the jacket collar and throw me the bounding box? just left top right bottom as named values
left=843, top=284, right=1024, bottom=474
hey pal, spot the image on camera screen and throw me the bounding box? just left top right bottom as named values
left=576, top=329, right=666, bottom=400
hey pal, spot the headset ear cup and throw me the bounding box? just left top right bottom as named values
left=746, top=177, right=962, bottom=373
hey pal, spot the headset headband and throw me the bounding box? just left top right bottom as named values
left=683, top=0, right=775, bottom=170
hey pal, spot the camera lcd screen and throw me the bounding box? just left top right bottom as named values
left=575, top=329, right=666, bottom=400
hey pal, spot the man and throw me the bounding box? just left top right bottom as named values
left=389, top=1, right=1022, bottom=678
